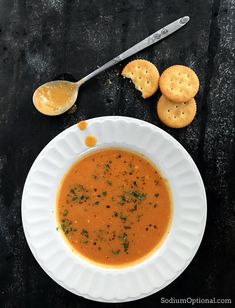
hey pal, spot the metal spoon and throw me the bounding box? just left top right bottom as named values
left=33, top=16, right=190, bottom=116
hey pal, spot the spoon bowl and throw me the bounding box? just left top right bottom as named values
left=33, top=80, right=80, bottom=116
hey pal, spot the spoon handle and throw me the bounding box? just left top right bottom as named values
left=80, top=16, right=189, bottom=84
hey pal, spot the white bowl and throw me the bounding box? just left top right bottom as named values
left=21, top=116, right=207, bottom=302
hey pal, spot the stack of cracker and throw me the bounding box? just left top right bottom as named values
left=157, top=65, right=199, bottom=128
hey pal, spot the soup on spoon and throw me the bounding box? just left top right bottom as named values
left=33, top=80, right=80, bottom=116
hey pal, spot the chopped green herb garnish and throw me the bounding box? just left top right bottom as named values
left=81, top=229, right=89, bottom=238
left=130, top=204, right=137, bottom=212
left=119, top=194, right=126, bottom=205
left=120, top=212, right=127, bottom=223
left=77, top=184, right=86, bottom=191
left=92, top=174, right=99, bottom=181
left=122, top=241, right=129, bottom=253
left=71, top=194, right=89, bottom=202
left=154, top=193, right=159, bottom=198
left=70, top=188, right=76, bottom=195
left=61, top=218, right=76, bottom=234
left=137, top=214, right=143, bottom=222
left=112, top=211, right=118, bottom=217
left=111, top=249, right=120, bottom=255
left=73, top=196, right=81, bottom=201
left=130, top=191, right=146, bottom=201
left=119, top=232, right=129, bottom=253
left=62, top=209, right=68, bottom=217
left=102, top=191, right=107, bottom=197
left=119, top=232, right=128, bottom=241
left=129, top=162, right=135, bottom=172
left=104, top=163, right=111, bottom=172
left=106, top=180, right=112, bottom=186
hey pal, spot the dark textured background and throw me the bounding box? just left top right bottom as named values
left=0, top=0, right=234, bottom=307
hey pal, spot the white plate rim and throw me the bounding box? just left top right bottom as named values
left=21, top=115, right=207, bottom=302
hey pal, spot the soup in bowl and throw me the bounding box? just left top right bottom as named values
left=57, top=147, right=172, bottom=268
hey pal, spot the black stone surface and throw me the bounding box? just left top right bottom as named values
left=0, top=0, right=234, bottom=307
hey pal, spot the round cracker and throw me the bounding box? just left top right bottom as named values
left=157, top=95, right=197, bottom=128
left=159, top=65, right=199, bottom=103
left=122, top=59, right=159, bottom=99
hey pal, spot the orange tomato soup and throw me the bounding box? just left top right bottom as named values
left=57, top=148, right=172, bottom=267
